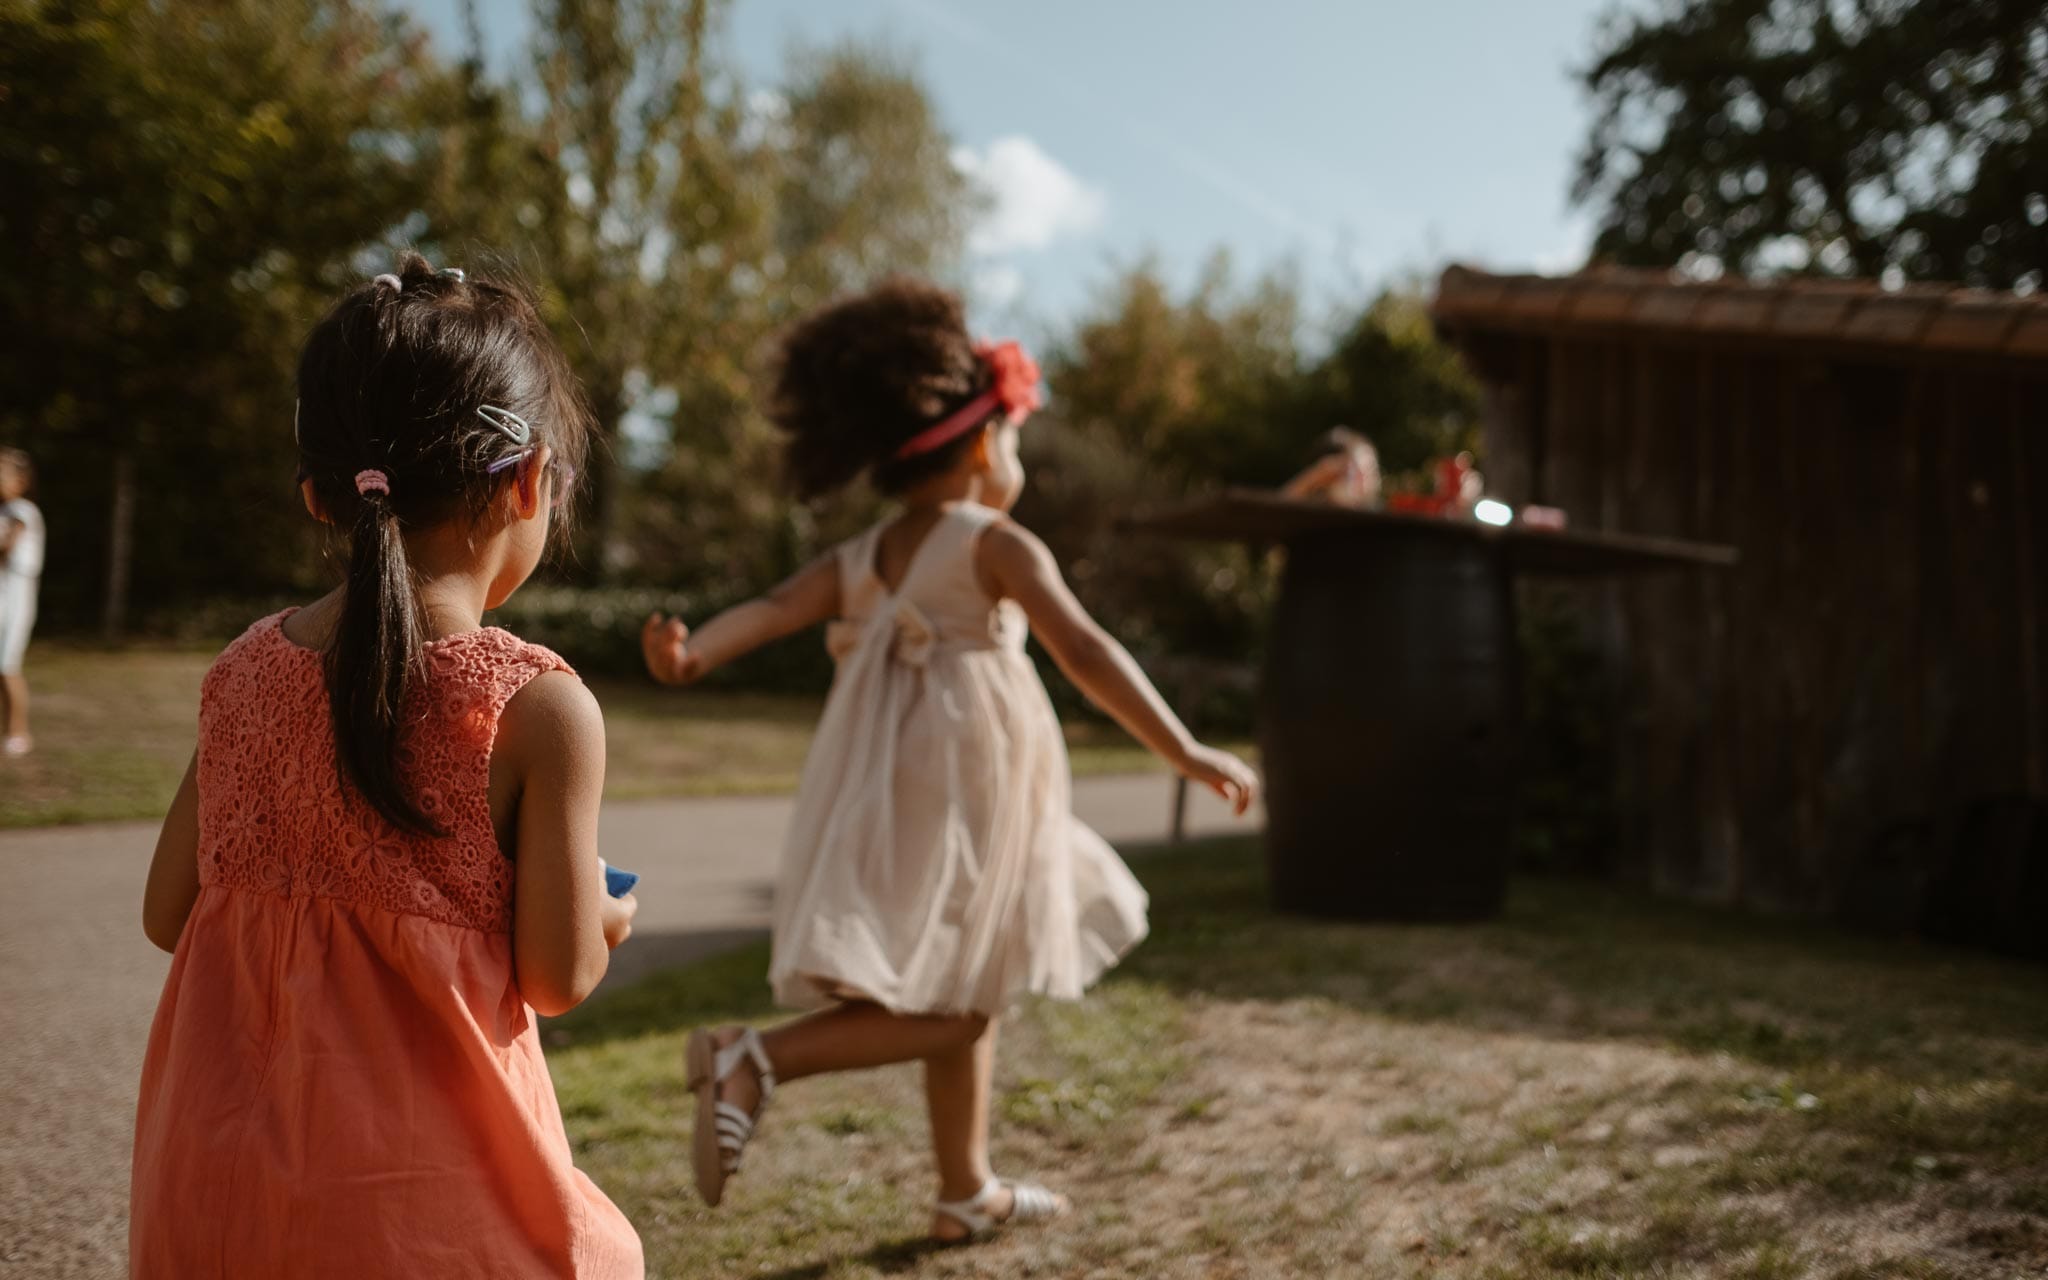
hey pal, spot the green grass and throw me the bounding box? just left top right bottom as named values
left=0, top=643, right=1208, bottom=827
left=0, top=644, right=205, bottom=827
left=540, top=840, right=2048, bottom=1278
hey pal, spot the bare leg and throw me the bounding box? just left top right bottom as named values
left=927, top=1017, right=997, bottom=1198
left=926, top=1018, right=1005, bottom=1239
left=926, top=1020, right=1068, bottom=1240
left=708, top=1001, right=987, bottom=1119
left=1, top=673, right=25, bottom=744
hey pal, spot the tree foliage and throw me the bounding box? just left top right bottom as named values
left=0, top=0, right=975, bottom=623
left=1049, top=256, right=1477, bottom=490
left=626, top=40, right=977, bottom=591
left=1574, top=0, right=2048, bottom=287
left=1028, top=256, right=1480, bottom=666
left=0, top=0, right=462, bottom=626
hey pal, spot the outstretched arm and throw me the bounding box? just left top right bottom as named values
left=643, top=552, right=841, bottom=685
left=978, top=520, right=1258, bottom=814
left=1280, top=452, right=1345, bottom=500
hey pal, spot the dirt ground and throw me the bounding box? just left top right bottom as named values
left=551, top=845, right=2048, bottom=1278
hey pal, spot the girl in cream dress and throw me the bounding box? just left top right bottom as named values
left=644, top=279, right=1257, bottom=1243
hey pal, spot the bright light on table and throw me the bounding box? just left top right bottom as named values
left=1474, top=499, right=1513, bottom=527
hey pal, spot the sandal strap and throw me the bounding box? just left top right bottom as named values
left=1005, top=1180, right=1063, bottom=1222
left=713, top=1101, right=756, bottom=1173
left=713, top=1027, right=777, bottom=1104
left=933, top=1177, right=1002, bottom=1235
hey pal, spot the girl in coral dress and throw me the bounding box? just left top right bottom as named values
left=131, top=254, right=643, bottom=1278
left=642, top=279, right=1259, bottom=1242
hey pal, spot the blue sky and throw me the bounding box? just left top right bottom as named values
left=404, top=0, right=1617, bottom=335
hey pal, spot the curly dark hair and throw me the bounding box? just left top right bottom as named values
left=767, top=278, right=998, bottom=500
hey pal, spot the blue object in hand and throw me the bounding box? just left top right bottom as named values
left=603, top=864, right=640, bottom=898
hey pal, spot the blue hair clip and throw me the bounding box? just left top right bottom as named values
left=439, top=267, right=465, bottom=283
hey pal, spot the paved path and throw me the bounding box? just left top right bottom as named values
left=0, top=775, right=1251, bottom=1278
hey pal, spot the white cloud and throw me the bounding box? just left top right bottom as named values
left=971, top=262, right=1025, bottom=310
left=952, top=135, right=1106, bottom=256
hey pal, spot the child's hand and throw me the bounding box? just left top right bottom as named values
left=642, top=613, right=705, bottom=685
left=1176, top=743, right=1261, bottom=817
left=600, top=891, right=637, bottom=950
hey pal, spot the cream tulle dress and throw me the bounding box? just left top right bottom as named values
left=767, top=502, right=1149, bottom=1016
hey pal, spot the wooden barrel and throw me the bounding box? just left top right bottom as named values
left=1258, top=527, right=1516, bottom=920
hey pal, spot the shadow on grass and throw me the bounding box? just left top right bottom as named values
left=552, top=837, right=2048, bottom=1171
left=1107, top=839, right=2048, bottom=1181
left=552, top=940, right=778, bottom=1047
left=559, top=836, right=2048, bottom=1079
left=1117, top=839, right=2048, bottom=1080
left=753, top=1235, right=950, bottom=1280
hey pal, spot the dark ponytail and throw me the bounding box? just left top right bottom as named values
left=295, top=250, right=592, bottom=835
left=328, top=486, right=434, bottom=832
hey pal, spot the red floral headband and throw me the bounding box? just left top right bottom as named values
left=893, top=340, right=1043, bottom=460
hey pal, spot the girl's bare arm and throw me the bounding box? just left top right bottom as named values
left=142, top=752, right=202, bottom=951
left=978, top=520, right=1258, bottom=814
left=642, top=552, right=841, bottom=685
left=1280, top=452, right=1345, bottom=499
left=497, top=671, right=632, bottom=1016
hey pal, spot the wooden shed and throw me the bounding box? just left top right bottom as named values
left=1432, top=265, right=2048, bottom=932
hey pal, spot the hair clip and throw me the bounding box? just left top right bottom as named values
left=355, top=469, right=391, bottom=497
left=373, top=273, right=402, bottom=293
left=292, top=398, right=302, bottom=448
left=438, top=267, right=465, bottom=283
left=476, top=404, right=532, bottom=446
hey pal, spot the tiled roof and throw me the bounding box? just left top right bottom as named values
left=1432, top=264, right=2048, bottom=361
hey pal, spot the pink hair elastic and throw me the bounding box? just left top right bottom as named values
left=373, top=273, right=401, bottom=293
left=893, top=339, right=1044, bottom=460
left=354, top=469, right=391, bottom=497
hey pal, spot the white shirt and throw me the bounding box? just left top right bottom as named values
left=3, top=499, right=43, bottom=578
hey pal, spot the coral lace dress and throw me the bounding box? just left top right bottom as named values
left=129, top=612, right=641, bottom=1278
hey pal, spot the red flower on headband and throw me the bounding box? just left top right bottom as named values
left=976, top=340, right=1043, bottom=424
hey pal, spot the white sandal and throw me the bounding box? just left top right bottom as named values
left=933, top=1176, right=1068, bottom=1241
left=685, top=1027, right=775, bottom=1207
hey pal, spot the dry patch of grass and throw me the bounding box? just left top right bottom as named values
left=0, top=645, right=1191, bottom=826
left=546, top=842, right=2048, bottom=1279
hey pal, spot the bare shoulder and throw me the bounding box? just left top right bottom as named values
left=977, top=514, right=1056, bottom=575
left=498, top=669, right=605, bottom=763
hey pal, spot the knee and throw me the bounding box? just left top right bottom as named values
left=944, top=1012, right=990, bottom=1045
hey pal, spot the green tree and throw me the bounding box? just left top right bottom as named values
left=769, top=42, right=977, bottom=310
left=0, top=0, right=460, bottom=632
left=1301, top=288, right=1480, bottom=481
left=1574, top=0, right=2048, bottom=287
left=1050, top=254, right=1314, bottom=485
left=1050, top=257, right=1476, bottom=489
left=518, top=4, right=976, bottom=584
left=1031, top=258, right=1479, bottom=674
left=626, top=39, right=978, bottom=590
left=522, top=0, right=730, bottom=577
